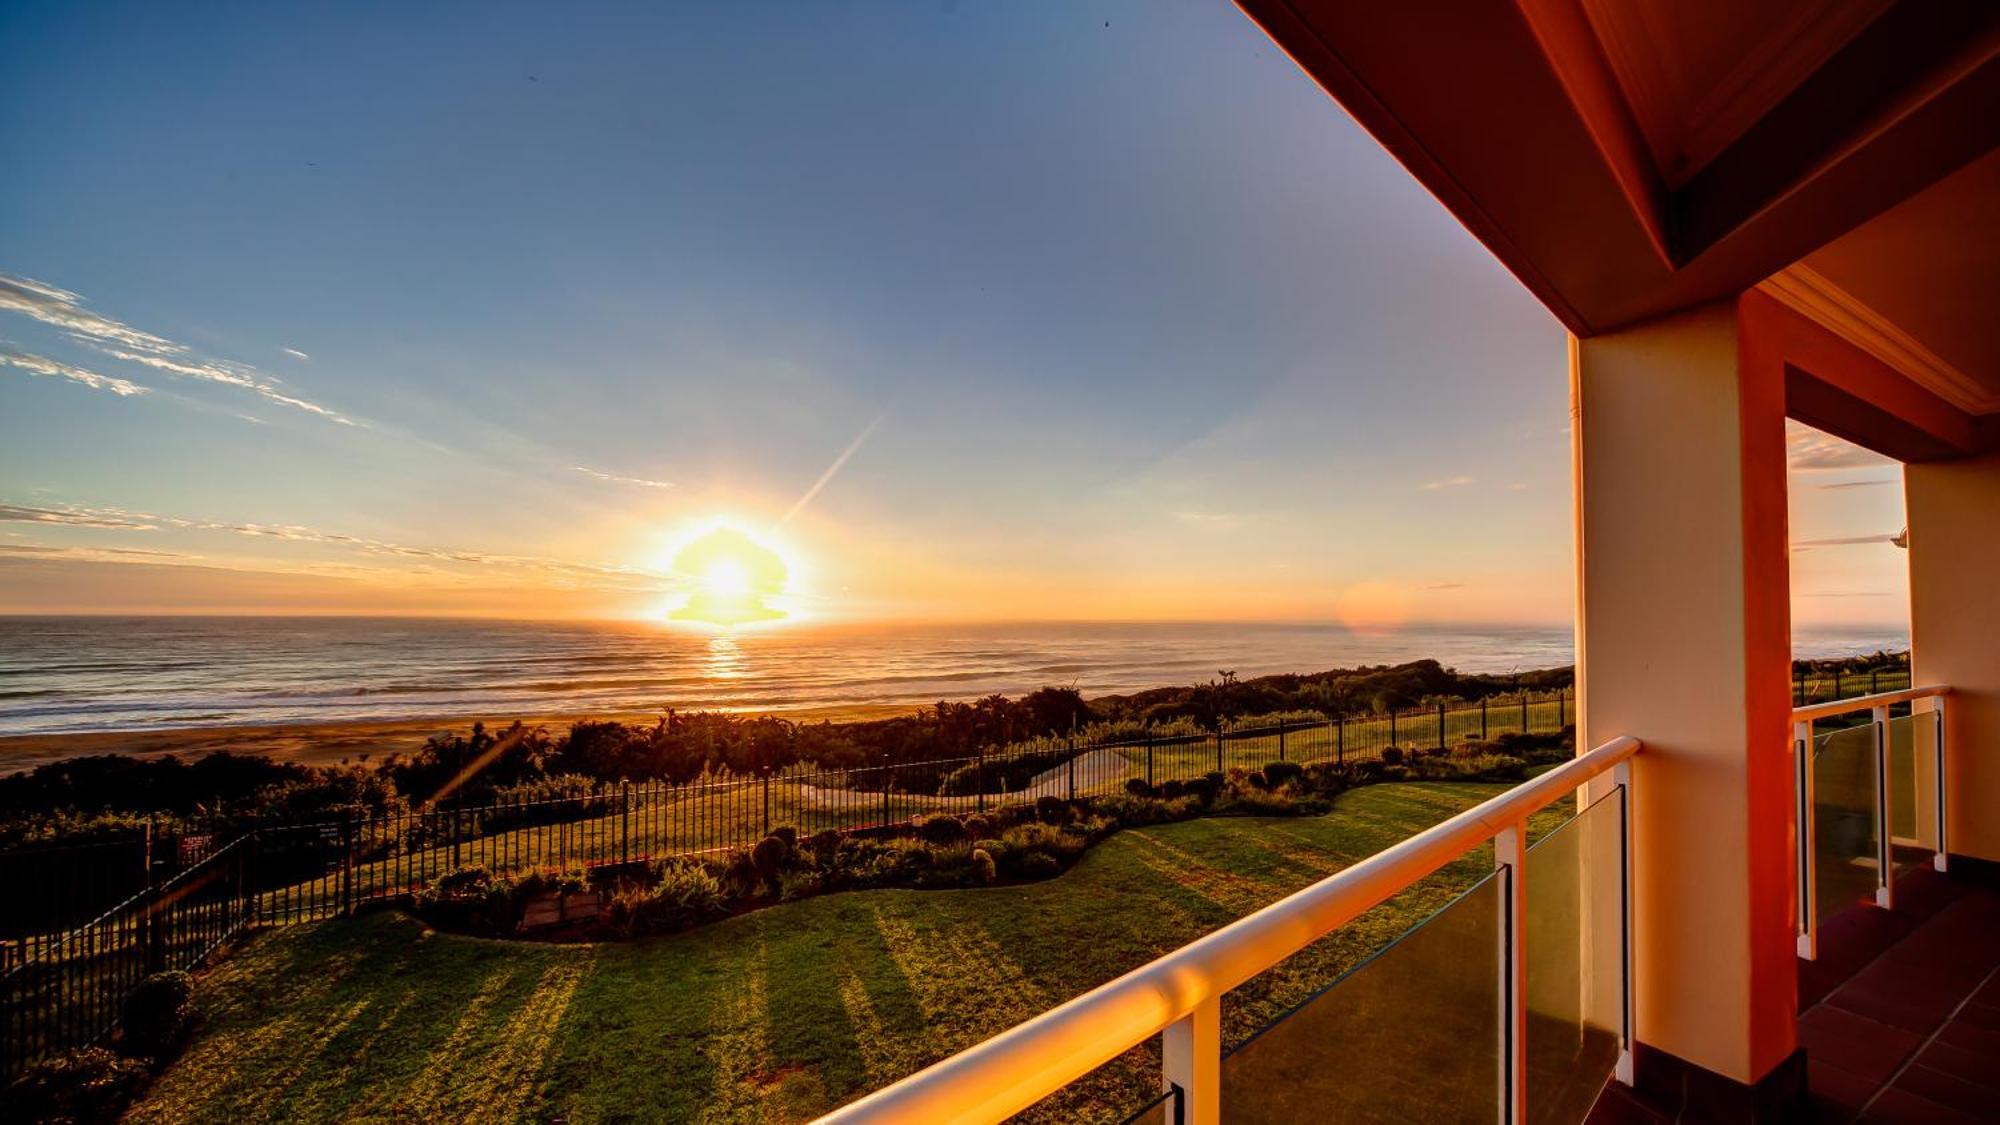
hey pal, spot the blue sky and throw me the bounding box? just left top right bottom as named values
left=0, top=1, right=1907, bottom=625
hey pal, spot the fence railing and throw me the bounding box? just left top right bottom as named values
left=1792, top=685, right=1950, bottom=961
left=0, top=833, right=254, bottom=1082
left=818, top=734, right=1640, bottom=1125
left=0, top=689, right=1576, bottom=1083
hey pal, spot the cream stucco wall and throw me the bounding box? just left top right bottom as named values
left=1907, top=451, right=2000, bottom=862
left=1572, top=300, right=1798, bottom=1085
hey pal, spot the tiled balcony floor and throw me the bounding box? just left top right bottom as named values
left=1588, top=864, right=2000, bottom=1123
left=1796, top=864, right=2000, bottom=1123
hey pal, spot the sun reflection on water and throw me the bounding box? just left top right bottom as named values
left=704, top=633, right=745, bottom=680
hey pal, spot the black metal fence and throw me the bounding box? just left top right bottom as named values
left=0, top=690, right=1581, bottom=1081
left=1, top=834, right=253, bottom=1082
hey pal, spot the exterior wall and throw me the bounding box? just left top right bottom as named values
left=1572, top=299, right=1798, bottom=1085
left=1907, top=451, right=2000, bottom=862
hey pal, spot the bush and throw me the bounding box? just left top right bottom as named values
left=1034, top=795, right=1069, bottom=825
left=806, top=828, right=841, bottom=858
left=1380, top=746, right=1405, bottom=765
left=751, top=834, right=790, bottom=887
left=1123, top=778, right=1155, bottom=798
left=770, top=825, right=798, bottom=848
left=117, top=971, right=193, bottom=1061
left=961, top=813, right=993, bottom=839
left=1159, top=779, right=1185, bottom=799
left=918, top=814, right=966, bottom=846
left=1016, top=851, right=1061, bottom=880
left=4, top=1047, right=152, bottom=1124
left=618, top=860, right=729, bottom=934
left=970, top=847, right=997, bottom=884
left=1263, top=761, right=1304, bottom=789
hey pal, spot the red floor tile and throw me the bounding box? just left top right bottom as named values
left=1890, top=1063, right=1999, bottom=1118
left=1911, top=1038, right=2000, bottom=1093
left=1807, top=1059, right=1878, bottom=1120
left=1799, top=1006, right=1925, bottom=1085
left=1858, top=1087, right=1983, bottom=1124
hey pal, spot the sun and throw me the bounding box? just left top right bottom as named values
left=665, top=525, right=792, bottom=627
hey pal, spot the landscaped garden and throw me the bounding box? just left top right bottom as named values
left=117, top=779, right=1571, bottom=1124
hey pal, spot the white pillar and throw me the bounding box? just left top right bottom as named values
left=1571, top=299, right=1798, bottom=1088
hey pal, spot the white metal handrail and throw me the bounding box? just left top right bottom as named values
left=1793, top=685, right=1949, bottom=961
left=819, top=735, right=1642, bottom=1125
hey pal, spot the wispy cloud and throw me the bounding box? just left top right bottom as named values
left=0, top=342, right=150, bottom=397
left=1817, top=478, right=1896, bottom=491
left=573, top=466, right=676, bottom=489
left=1787, top=425, right=1894, bottom=471
left=0, top=499, right=665, bottom=591
left=1421, top=475, right=1476, bottom=491
left=0, top=503, right=159, bottom=530
left=0, top=270, right=351, bottom=424
left=280, top=347, right=310, bottom=361
left=1425, top=582, right=1465, bottom=590
left=1793, top=534, right=1897, bottom=550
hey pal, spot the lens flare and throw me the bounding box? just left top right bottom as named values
left=666, top=525, right=791, bottom=626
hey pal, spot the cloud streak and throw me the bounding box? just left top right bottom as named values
left=0, top=500, right=666, bottom=591
left=0, top=270, right=351, bottom=423
left=1787, top=425, right=1894, bottom=471
left=573, top=466, right=676, bottom=489
left=1421, top=475, right=1476, bottom=491
left=0, top=343, right=150, bottom=397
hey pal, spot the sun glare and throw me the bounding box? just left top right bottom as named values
left=665, top=524, right=794, bottom=627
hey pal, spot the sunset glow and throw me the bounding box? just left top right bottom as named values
left=666, top=525, right=793, bottom=628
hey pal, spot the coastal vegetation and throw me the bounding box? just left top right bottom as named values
left=0, top=659, right=1571, bottom=847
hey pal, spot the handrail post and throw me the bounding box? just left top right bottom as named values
left=1933, top=696, right=1949, bottom=873
left=1610, top=759, right=1636, bottom=1085
left=1872, top=705, right=1893, bottom=909
left=1161, top=994, right=1219, bottom=1125
left=1795, top=719, right=1817, bottom=960
left=1495, top=819, right=1528, bottom=1123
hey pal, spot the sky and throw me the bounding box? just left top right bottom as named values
left=0, top=0, right=1910, bottom=630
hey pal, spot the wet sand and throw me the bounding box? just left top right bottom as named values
left=0, top=701, right=921, bottom=775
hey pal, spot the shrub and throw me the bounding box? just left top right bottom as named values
left=776, top=870, right=822, bottom=902
left=770, top=825, right=798, bottom=848
left=806, top=828, right=842, bottom=857
left=1159, top=779, right=1186, bottom=799
left=721, top=849, right=761, bottom=897
left=918, top=814, right=966, bottom=846
left=117, top=970, right=193, bottom=1061
left=1184, top=775, right=1220, bottom=805
left=1123, top=778, right=1155, bottom=798
left=1263, top=760, right=1304, bottom=789
left=961, top=813, right=993, bottom=839
left=751, top=834, right=790, bottom=887
left=1245, top=769, right=1269, bottom=790
left=4, top=1047, right=151, bottom=1125
left=1380, top=746, right=1405, bottom=765
left=970, top=847, right=997, bottom=884
left=1016, top=851, right=1061, bottom=880
left=619, top=860, right=728, bottom=934
left=1225, top=789, right=1297, bottom=817
left=1034, top=795, right=1069, bottom=825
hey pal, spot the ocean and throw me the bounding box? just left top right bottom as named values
left=0, top=616, right=1908, bottom=737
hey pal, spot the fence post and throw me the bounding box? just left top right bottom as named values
left=1481, top=697, right=1489, bottom=740
left=1389, top=709, right=1397, bottom=747
left=1336, top=716, right=1344, bottom=766
left=621, top=783, right=632, bottom=866
left=450, top=795, right=462, bottom=870
left=1437, top=703, right=1446, bottom=750
left=1835, top=668, right=1843, bottom=699
left=762, top=770, right=771, bottom=837
left=976, top=747, right=986, bottom=813
left=1214, top=728, right=1224, bottom=774
left=1520, top=693, right=1529, bottom=732
left=1067, top=738, right=1076, bottom=801
left=1870, top=669, right=1879, bottom=694
left=340, top=808, right=356, bottom=917
left=1559, top=687, right=1568, bottom=727
left=881, top=755, right=891, bottom=827
left=1146, top=733, right=1155, bottom=786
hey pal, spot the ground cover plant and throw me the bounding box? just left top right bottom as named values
left=124, top=780, right=1575, bottom=1124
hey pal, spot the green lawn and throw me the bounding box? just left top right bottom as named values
left=133, top=782, right=1569, bottom=1124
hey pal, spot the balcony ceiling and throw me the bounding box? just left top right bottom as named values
left=1237, top=0, right=2000, bottom=452
left=1235, top=0, right=2000, bottom=333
